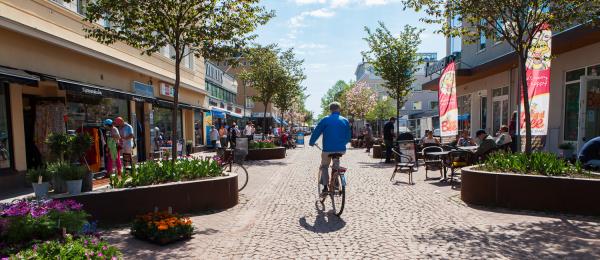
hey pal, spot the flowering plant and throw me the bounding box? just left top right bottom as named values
left=12, top=234, right=121, bottom=260
left=131, top=211, right=193, bottom=245
left=250, top=139, right=276, bottom=149
left=0, top=199, right=89, bottom=255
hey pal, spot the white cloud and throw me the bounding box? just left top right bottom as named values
left=330, top=0, right=350, bottom=8
left=293, top=0, right=327, bottom=4
left=297, top=43, right=328, bottom=49
left=363, top=0, right=389, bottom=5
left=306, top=8, right=336, bottom=17
left=306, top=63, right=327, bottom=70
left=288, top=8, right=335, bottom=28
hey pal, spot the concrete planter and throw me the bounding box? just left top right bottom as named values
left=57, top=175, right=238, bottom=224
left=66, top=180, right=83, bottom=195
left=461, top=166, right=600, bottom=216
left=246, top=147, right=286, bottom=161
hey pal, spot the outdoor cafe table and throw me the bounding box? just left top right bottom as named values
left=426, top=150, right=475, bottom=182
left=457, top=146, right=478, bottom=152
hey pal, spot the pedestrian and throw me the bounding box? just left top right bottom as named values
left=422, top=130, right=440, bottom=145
left=115, top=117, right=135, bottom=172
left=103, top=119, right=122, bottom=177
left=495, top=125, right=512, bottom=146
left=209, top=126, right=219, bottom=149
left=365, top=123, right=374, bottom=153
left=229, top=122, right=239, bottom=148
left=244, top=121, right=254, bottom=141
left=383, top=117, right=396, bottom=163
left=474, top=129, right=498, bottom=160
left=219, top=124, right=227, bottom=149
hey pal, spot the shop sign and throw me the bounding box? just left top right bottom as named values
left=133, top=81, right=154, bottom=98
left=160, top=82, right=175, bottom=97
left=251, top=112, right=271, bottom=118
left=520, top=23, right=551, bottom=136
left=81, top=87, right=103, bottom=96
left=438, top=61, right=458, bottom=137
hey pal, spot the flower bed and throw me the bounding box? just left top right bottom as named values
left=0, top=199, right=122, bottom=258
left=131, top=211, right=193, bottom=245
left=246, top=147, right=286, bottom=160
left=249, top=139, right=276, bottom=149
left=110, top=158, right=223, bottom=188
left=461, top=152, right=600, bottom=216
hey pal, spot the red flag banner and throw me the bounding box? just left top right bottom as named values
left=520, top=23, right=551, bottom=136
left=439, top=61, right=458, bottom=137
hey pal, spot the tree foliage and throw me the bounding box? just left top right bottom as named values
left=366, top=97, right=396, bottom=122
left=273, top=49, right=307, bottom=125
left=362, top=22, right=422, bottom=133
left=402, top=0, right=599, bottom=153
left=319, top=80, right=351, bottom=118
left=78, top=0, right=272, bottom=165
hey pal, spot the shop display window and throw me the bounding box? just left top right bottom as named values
left=152, top=106, right=182, bottom=149
left=66, top=94, right=129, bottom=129
left=0, top=84, right=11, bottom=169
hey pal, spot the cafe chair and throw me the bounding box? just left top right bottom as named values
left=422, top=146, right=444, bottom=180
left=390, top=148, right=416, bottom=185
left=447, top=150, right=474, bottom=185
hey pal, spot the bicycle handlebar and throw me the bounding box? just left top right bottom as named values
left=314, top=144, right=322, bottom=151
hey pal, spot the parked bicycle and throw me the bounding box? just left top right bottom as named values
left=217, top=148, right=248, bottom=191
left=315, top=144, right=346, bottom=217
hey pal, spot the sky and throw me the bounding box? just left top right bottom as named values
left=253, top=0, right=447, bottom=116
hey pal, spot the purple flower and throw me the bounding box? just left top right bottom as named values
left=97, top=252, right=103, bottom=257
left=102, top=245, right=108, bottom=251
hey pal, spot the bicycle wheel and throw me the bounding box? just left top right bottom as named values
left=230, top=163, right=248, bottom=191
left=317, top=169, right=325, bottom=203
left=329, top=174, right=345, bottom=216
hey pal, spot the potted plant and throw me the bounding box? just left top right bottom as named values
left=558, top=143, right=575, bottom=159
left=26, top=168, right=52, bottom=198
left=63, top=165, right=87, bottom=195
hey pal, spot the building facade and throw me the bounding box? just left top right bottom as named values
left=205, top=61, right=243, bottom=129
left=0, top=0, right=209, bottom=189
left=424, top=23, right=600, bottom=153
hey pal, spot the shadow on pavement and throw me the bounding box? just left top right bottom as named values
left=357, top=162, right=396, bottom=169
left=414, top=219, right=600, bottom=259
left=245, top=160, right=289, bottom=167
left=298, top=202, right=346, bottom=233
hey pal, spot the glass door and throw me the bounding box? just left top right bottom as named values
left=578, top=77, right=600, bottom=151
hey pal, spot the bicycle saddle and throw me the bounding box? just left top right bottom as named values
left=328, top=153, right=344, bottom=158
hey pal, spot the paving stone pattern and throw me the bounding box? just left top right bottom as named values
left=104, top=146, right=600, bottom=259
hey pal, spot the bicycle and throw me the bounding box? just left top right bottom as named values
left=217, top=148, right=249, bottom=191
left=314, top=144, right=346, bottom=217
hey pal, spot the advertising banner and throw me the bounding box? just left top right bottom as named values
left=204, top=111, right=213, bottom=146
left=438, top=61, right=458, bottom=137
left=520, top=24, right=551, bottom=136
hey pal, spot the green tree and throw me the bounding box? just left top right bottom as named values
left=78, top=0, right=272, bottom=165
left=366, top=97, right=396, bottom=136
left=403, top=0, right=600, bottom=153
left=362, top=22, right=422, bottom=134
left=273, top=49, right=307, bottom=127
left=319, top=80, right=351, bottom=118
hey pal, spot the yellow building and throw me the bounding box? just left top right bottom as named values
left=0, top=0, right=209, bottom=189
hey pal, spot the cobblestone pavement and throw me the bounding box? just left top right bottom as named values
left=105, top=145, right=600, bottom=259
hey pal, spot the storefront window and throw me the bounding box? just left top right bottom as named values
left=0, top=84, right=11, bottom=169
left=194, top=110, right=203, bottom=146
left=457, top=94, right=471, bottom=132
left=66, top=94, right=129, bottom=129
left=564, top=82, right=580, bottom=141
left=480, top=97, right=487, bottom=130
left=153, top=106, right=182, bottom=148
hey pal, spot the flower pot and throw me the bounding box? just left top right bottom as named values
left=32, top=182, right=50, bottom=199
left=53, top=175, right=67, bottom=193
left=82, top=171, right=94, bottom=192
left=66, top=179, right=83, bottom=195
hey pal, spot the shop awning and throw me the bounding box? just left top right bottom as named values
left=0, top=66, right=39, bottom=86
left=229, top=112, right=243, bottom=119
left=458, top=113, right=470, bottom=121
left=58, top=78, right=155, bottom=103
left=210, top=107, right=228, bottom=118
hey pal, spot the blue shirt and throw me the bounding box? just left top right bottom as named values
left=309, top=112, right=351, bottom=152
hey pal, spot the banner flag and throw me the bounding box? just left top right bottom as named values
left=520, top=23, right=551, bottom=136
left=439, top=61, right=458, bottom=137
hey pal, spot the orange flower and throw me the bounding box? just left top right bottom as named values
left=158, top=225, right=168, bottom=230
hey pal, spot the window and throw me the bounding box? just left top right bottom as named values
left=0, top=84, right=11, bottom=169
left=245, top=97, right=254, bottom=109
left=194, top=110, right=203, bottom=146
left=492, top=87, right=509, bottom=134
left=430, top=101, right=439, bottom=110
left=481, top=96, right=487, bottom=130
left=413, top=101, right=422, bottom=110
left=479, top=20, right=487, bottom=51
left=52, top=0, right=87, bottom=15
left=457, top=94, right=472, bottom=132
left=564, top=82, right=580, bottom=141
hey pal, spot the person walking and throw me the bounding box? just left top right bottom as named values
left=229, top=122, right=239, bottom=148
left=383, top=117, right=396, bottom=163
left=244, top=121, right=254, bottom=141
left=365, top=123, right=374, bottom=153
left=209, top=126, right=219, bottom=149
left=219, top=124, right=227, bottom=149
left=115, top=117, right=135, bottom=172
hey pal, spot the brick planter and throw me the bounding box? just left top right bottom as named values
left=461, top=166, right=600, bottom=216
left=372, top=145, right=384, bottom=158
left=57, top=175, right=238, bottom=224
left=246, top=147, right=286, bottom=160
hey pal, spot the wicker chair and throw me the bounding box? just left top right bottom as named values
left=422, top=146, right=444, bottom=180
left=390, top=149, right=416, bottom=185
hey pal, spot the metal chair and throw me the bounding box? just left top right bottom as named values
left=390, top=149, right=416, bottom=185
left=422, top=146, right=444, bottom=180
left=447, top=150, right=475, bottom=185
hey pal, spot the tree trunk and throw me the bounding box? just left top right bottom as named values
left=396, top=95, right=400, bottom=137
left=171, top=57, right=182, bottom=167
left=263, top=102, right=269, bottom=140
left=518, top=55, right=532, bottom=154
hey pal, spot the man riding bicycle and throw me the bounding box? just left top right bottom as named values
left=309, top=102, right=351, bottom=194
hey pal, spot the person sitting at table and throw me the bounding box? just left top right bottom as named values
left=458, top=130, right=475, bottom=147
left=422, top=130, right=440, bottom=145
left=474, top=129, right=497, bottom=159
left=495, top=125, right=512, bottom=146
left=578, top=136, right=600, bottom=169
